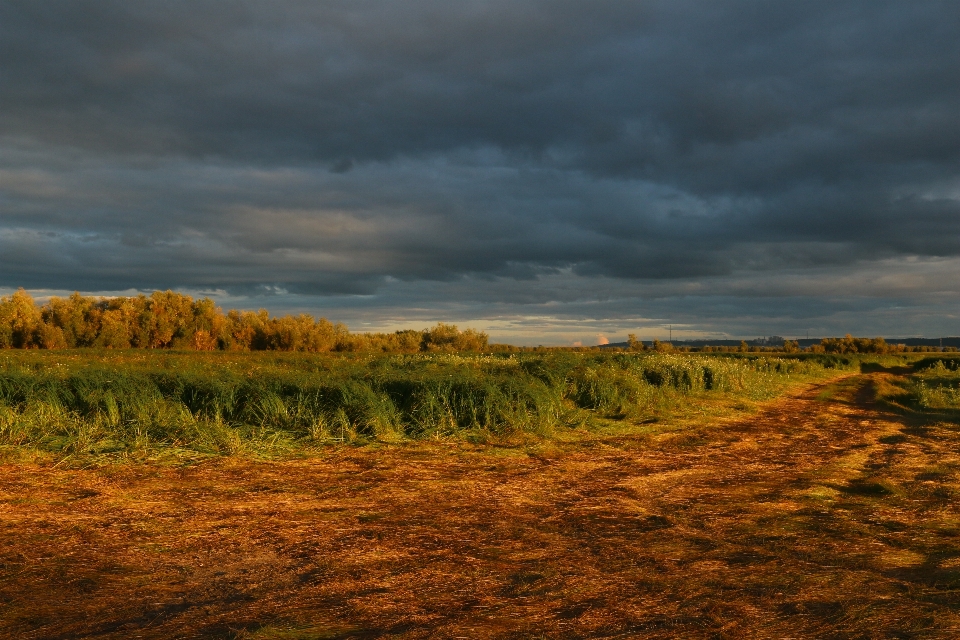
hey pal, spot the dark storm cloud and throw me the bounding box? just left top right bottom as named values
left=1, top=0, right=958, bottom=338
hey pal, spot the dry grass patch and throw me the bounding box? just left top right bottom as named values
left=1, top=370, right=959, bottom=638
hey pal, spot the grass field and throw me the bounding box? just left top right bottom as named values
left=2, top=351, right=960, bottom=638
left=889, top=356, right=960, bottom=414
left=0, top=350, right=856, bottom=460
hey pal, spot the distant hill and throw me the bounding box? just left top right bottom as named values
left=601, top=337, right=960, bottom=349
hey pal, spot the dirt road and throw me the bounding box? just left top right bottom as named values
left=2, top=372, right=959, bottom=639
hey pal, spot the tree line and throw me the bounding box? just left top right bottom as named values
left=0, top=289, right=488, bottom=352
left=1, top=289, right=951, bottom=354
left=624, top=334, right=951, bottom=354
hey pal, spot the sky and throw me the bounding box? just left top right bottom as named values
left=1, top=1, right=959, bottom=345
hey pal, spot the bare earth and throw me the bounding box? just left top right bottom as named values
left=2, top=372, right=960, bottom=639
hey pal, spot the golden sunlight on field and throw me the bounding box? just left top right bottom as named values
left=2, top=369, right=960, bottom=638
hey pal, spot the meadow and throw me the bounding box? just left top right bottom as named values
left=0, top=350, right=856, bottom=460
left=4, top=351, right=960, bottom=638
left=903, top=356, right=960, bottom=411
left=5, top=350, right=960, bottom=637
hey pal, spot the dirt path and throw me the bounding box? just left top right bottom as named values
left=2, top=372, right=960, bottom=639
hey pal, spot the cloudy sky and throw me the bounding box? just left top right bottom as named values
left=1, top=1, right=958, bottom=344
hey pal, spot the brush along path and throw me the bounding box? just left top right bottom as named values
left=1, top=371, right=959, bottom=639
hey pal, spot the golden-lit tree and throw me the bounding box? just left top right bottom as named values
left=1, top=289, right=489, bottom=353
left=0, top=289, right=41, bottom=348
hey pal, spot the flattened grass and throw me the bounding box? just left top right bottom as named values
left=4, top=370, right=960, bottom=638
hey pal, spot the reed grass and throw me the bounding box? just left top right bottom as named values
left=905, top=356, right=960, bottom=410
left=0, top=350, right=855, bottom=458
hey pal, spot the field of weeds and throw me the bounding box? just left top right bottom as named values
left=902, top=356, right=960, bottom=413
left=0, top=350, right=855, bottom=460
left=2, top=354, right=960, bottom=638
left=7, top=290, right=953, bottom=637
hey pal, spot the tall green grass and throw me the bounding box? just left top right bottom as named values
left=0, top=350, right=853, bottom=457
left=908, top=357, right=960, bottom=410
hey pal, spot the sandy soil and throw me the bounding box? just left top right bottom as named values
left=2, top=372, right=959, bottom=639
